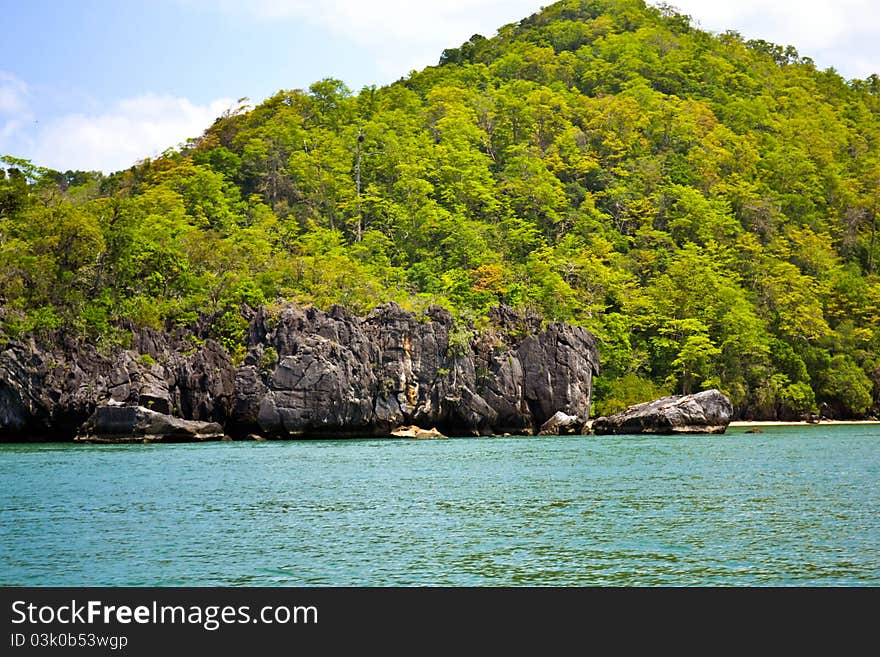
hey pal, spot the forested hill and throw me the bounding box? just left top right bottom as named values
left=1, top=0, right=879, bottom=419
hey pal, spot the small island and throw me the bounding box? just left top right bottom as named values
left=0, top=0, right=879, bottom=597
left=1, top=0, right=878, bottom=439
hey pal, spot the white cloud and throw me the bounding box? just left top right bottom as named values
left=21, top=95, right=232, bottom=173
left=247, top=0, right=537, bottom=43
left=202, top=0, right=541, bottom=81
left=0, top=72, right=31, bottom=116
left=664, top=0, right=878, bottom=78
left=203, top=0, right=879, bottom=80
left=0, top=72, right=34, bottom=152
left=0, top=70, right=234, bottom=173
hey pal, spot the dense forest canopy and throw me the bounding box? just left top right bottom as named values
left=2, top=0, right=879, bottom=419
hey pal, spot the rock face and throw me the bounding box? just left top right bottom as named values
left=0, top=329, right=234, bottom=441
left=591, top=389, right=733, bottom=435
left=76, top=404, right=225, bottom=443
left=243, top=303, right=598, bottom=437
left=0, top=303, right=600, bottom=441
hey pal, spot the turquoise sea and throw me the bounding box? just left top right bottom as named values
left=1, top=425, right=878, bottom=586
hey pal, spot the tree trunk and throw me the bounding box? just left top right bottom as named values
left=869, top=208, right=876, bottom=274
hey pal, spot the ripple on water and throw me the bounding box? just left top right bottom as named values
left=1, top=426, right=879, bottom=586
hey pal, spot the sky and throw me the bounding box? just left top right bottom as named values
left=1, top=0, right=877, bottom=174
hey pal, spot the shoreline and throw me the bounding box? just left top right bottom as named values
left=730, top=420, right=880, bottom=427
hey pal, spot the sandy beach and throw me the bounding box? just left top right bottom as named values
left=730, top=420, right=880, bottom=427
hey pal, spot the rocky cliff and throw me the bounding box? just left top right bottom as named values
left=0, top=303, right=599, bottom=441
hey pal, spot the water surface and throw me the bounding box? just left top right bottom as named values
left=1, top=425, right=878, bottom=585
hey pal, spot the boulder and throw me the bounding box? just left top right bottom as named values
left=76, top=404, right=225, bottom=443
left=592, top=389, right=733, bottom=435
left=538, top=411, right=583, bottom=435
left=390, top=425, right=445, bottom=439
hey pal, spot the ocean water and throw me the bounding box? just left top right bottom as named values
left=1, top=425, right=878, bottom=586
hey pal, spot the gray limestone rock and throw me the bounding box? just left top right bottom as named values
left=591, top=389, right=733, bottom=435
left=538, top=410, right=583, bottom=435
left=76, top=404, right=225, bottom=443
left=0, top=303, right=600, bottom=440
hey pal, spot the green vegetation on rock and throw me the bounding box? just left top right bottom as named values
left=1, top=0, right=879, bottom=418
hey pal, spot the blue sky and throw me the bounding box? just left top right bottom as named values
left=1, top=0, right=877, bottom=173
